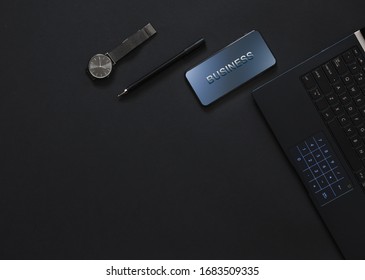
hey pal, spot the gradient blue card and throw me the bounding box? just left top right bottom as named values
left=185, top=30, right=276, bottom=106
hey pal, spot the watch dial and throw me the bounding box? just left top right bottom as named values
left=88, top=54, right=113, bottom=79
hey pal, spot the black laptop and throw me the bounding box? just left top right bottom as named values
left=252, top=28, right=365, bottom=259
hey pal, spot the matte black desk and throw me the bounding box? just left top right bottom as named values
left=2, top=0, right=365, bottom=259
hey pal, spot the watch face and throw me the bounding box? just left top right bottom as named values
left=88, top=54, right=113, bottom=79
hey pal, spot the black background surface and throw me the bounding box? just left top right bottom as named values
left=1, top=0, right=365, bottom=259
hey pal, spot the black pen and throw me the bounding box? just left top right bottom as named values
left=117, top=38, right=205, bottom=98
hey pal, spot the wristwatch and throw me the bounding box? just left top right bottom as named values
left=87, top=23, right=157, bottom=80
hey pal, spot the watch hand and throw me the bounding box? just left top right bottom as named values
left=98, top=56, right=101, bottom=67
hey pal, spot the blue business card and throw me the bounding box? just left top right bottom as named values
left=185, top=30, right=276, bottom=106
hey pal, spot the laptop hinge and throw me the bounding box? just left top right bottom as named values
left=361, top=27, right=365, bottom=37
left=355, top=29, right=365, bottom=52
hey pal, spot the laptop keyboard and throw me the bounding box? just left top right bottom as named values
left=290, top=132, right=353, bottom=206
left=301, top=46, right=365, bottom=190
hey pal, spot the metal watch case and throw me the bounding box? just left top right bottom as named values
left=88, top=54, right=113, bottom=79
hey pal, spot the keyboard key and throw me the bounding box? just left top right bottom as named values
left=350, top=135, right=362, bottom=148
left=313, top=68, right=332, bottom=93
left=298, top=143, right=309, bottom=155
left=354, top=71, right=365, bottom=85
left=358, top=125, right=365, bottom=137
left=308, top=87, right=323, bottom=100
left=353, top=47, right=361, bottom=57
left=338, top=92, right=351, bottom=104
left=328, top=158, right=337, bottom=169
left=333, top=167, right=344, bottom=179
left=302, top=73, right=317, bottom=90
left=303, top=169, right=314, bottom=181
left=345, top=103, right=357, bottom=116
left=356, top=146, right=365, bottom=159
left=332, top=180, right=353, bottom=196
left=326, top=93, right=338, bottom=105
left=322, top=62, right=340, bottom=84
left=319, top=161, right=330, bottom=173
left=347, top=84, right=360, bottom=97
left=356, top=170, right=365, bottom=181
left=358, top=56, right=365, bottom=66
left=355, top=170, right=365, bottom=189
left=308, top=180, right=321, bottom=192
left=343, top=50, right=355, bottom=64
left=322, top=108, right=335, bottom=122
left=304, top=153, right=315, bottom=165
left=320, top=145, right=331, bottom=157
left=350, top=113, right=362, bottom=126
left=338, top=115, right=351, bottom=127
left=359, top=107, right=365, bottom=117
left=306, top=138, right=317, bottom=151
left=314, top=134, right=325, bottom=145
left=325, top=171, right=337, bottom=184
left=333, top=82, right=346, bottom=95
left=315, top=98, right=329, bottom=111
left=294, top=155, right=307, bottom=170
left=313, top=149, right=324, bottom=161
left=315, top=189, right=335, bottom=206
left=317, top=175, right=328, bottom=188
left=344, top=125, right=356, bottom=137
left=348, top=62, right=360, bottom=74
left=332, top=56, right=348, bottom=75
left=354, top=95, right=365, bottom=107
left=342, top=73, right=354, bottom=85
left=311, top=164, right=322, bottom=177
left=332, top=104, right=345, bottom=115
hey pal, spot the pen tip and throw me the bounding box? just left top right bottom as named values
left=117, top=89, right=128, bottom=98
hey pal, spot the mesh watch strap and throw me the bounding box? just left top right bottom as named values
left=107, top=23, right=156, bottom=64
